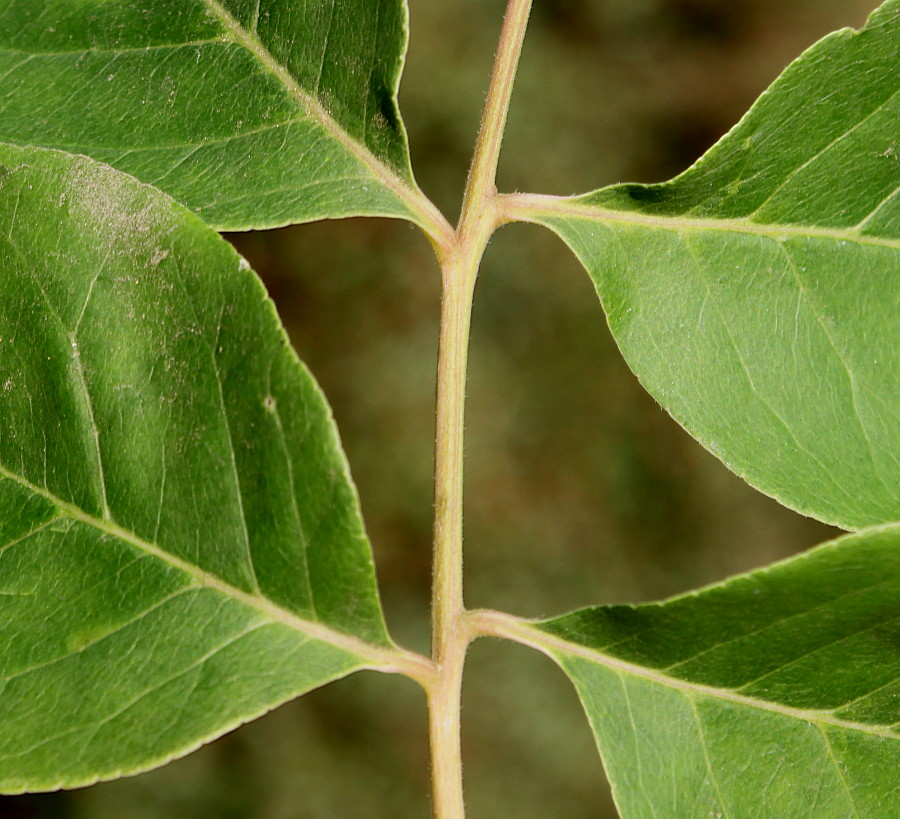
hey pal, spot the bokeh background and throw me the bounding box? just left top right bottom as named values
left=3, top=0, right=877, bottom=816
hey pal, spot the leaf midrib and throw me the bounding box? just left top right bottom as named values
left=549, top=628, right=898, bottom=738
left=0, top=460, right=401, bottom=670
left=503, top=192, right=900, bottom=250
left=202, top=0, right=450, bottom=242
left=480, top=612, right=899, bottom=740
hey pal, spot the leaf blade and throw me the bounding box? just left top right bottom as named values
left=526, top=526, right=900, bottom=818
left=0, top=0, right=442, bottom=233
left=0, top=513, right=364, bottom=793
left=512, top=0, right=900, bottom=529
left=0, top=143, right=401, bottom=791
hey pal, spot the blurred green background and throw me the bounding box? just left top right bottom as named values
left=3, top=0, right=877, bottom=816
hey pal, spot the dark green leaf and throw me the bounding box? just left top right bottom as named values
left=514, top=0, right=900, bottom=529
left=0, top=144, right=398, bottom=792
left=531, top=525, right=900, bottom=818
left=0, top=0, right=437, bottom=231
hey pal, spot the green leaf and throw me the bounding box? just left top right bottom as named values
left=0, top=0, right=441, bottom=232
left=528, top=525, right=900, bottom=818
left=513, top=0, right=900, bottom=530
left=0, top=143, right=400, bottom=792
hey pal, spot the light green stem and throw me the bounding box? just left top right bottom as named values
left=427, top=1, right=534, bottom=816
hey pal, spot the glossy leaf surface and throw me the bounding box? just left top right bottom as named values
left=0, top=0, right=431, bottom=231
left=531, top=526, right=900, bottom=818
left=0, top=144, right=394, bottom=792
left=518, top=0, right=900, bottom=529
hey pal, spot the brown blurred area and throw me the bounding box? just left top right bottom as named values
left=4, top=1, right=876, bottom=817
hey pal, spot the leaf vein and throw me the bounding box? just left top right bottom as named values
left=210, top=305, right=260, bottom=594
left=832, top=675, right=900, bottom=715
left=264, top=376, right=316, bottom=621
left=502, top=617, right=900, bottom=739
left=855, top=184, right=900, bottom=231
left=0, top=586, right=197, bottom=685
left=505, top=193, right=900, bottom=251
left=0, top=40, right=224, bottom=59
left=661, top=576, right=898, bottom=675
left=746, top=87, right=899, bottom=219
left=198, top=0, right=450, bottom=241
left=679, top=233, right=858, bottom=510
left=776, top=240, right=894, bottom=501
left=0, top=622, right=273, bottom=764
left=0, top=461, right=401, bottom=668
left=617, top=671, right=658, bottom=818
left=3, top=235, right=110, bottom=519
left=0, top=515, right=63, bottom=556
left=687, top=694, right=731, bottom=818
left=734, top=614, right=900, bottom=694
left=816, top=724, right=861, bottom=817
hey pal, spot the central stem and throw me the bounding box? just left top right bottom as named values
left=427, top=1, right=534, bottom=817
left=427, top=240, right=479, bottom=819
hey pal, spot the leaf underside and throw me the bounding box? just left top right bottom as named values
left=0, top=0, right=896, bottom=812
left=0, top=144, right=390, bottom=792
left=527, top=0, right=900, bottom=530
left=0, top=0, right=420, bottom=230
left=535, top=525, right=900, bottom=818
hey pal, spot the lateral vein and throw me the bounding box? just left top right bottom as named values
left=0, top=461, right=407, bottom=673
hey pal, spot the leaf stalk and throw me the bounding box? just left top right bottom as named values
left=427, top=0, right=533, bottom=816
